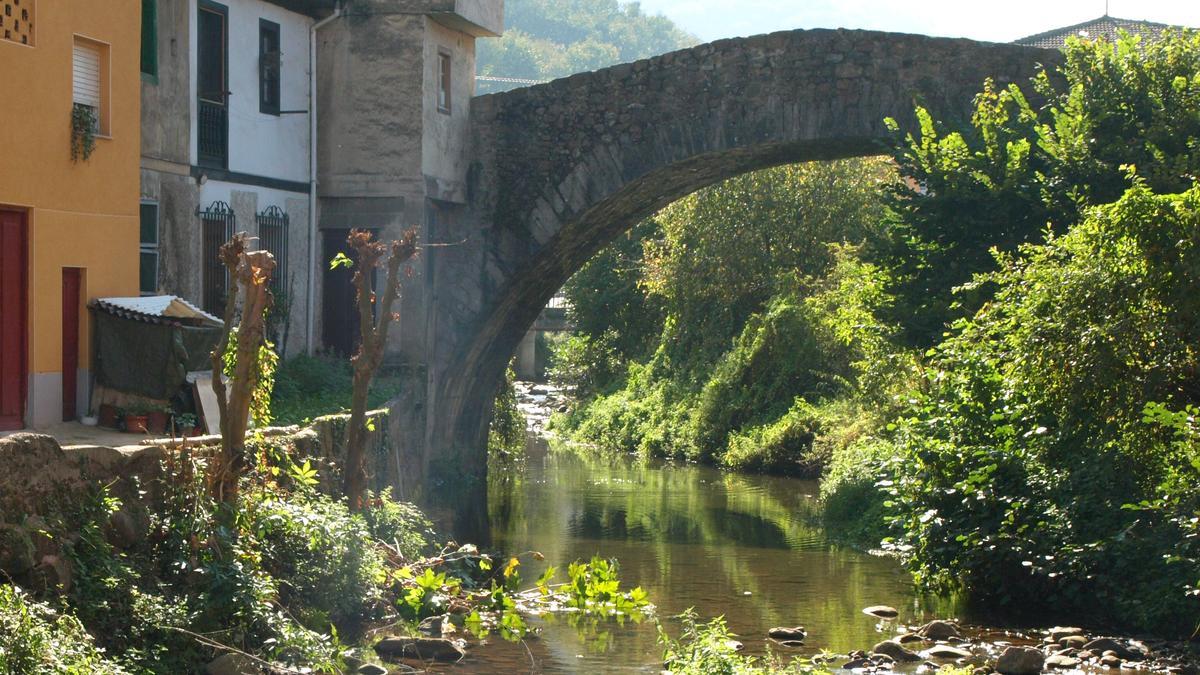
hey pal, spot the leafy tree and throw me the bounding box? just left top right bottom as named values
left=887, top=180, right=1200, bottom=635
left=877, top=30, right=1200, bottom=345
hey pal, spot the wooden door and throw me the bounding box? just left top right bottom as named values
left=62, top=268, right=82, bottom=421
left=0, top=210, right=27, bottom=430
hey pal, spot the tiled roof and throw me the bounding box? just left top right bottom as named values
left=1014, top=15, right=1179, bottom=49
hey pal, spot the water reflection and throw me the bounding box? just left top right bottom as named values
left=452, top=435, right=961, bottom=673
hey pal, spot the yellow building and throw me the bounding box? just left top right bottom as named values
left=0, top=0, right=141, bottom=429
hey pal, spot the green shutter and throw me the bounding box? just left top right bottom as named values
left=141, top=0, right=158, bottom=79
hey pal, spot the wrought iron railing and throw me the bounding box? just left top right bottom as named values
left=256, top=206, right=288, bottom=297
left=198, top=201, right=235, bottom=315
left=198, top=97, right=228, bottom=168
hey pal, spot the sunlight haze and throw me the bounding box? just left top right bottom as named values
left=634, top=0, right=1200, bottom=43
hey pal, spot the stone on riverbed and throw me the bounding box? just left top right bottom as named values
left=863, top=605, right=900, bottom=619
left=768, top=626, right=807, bottom=641
left=919, top=620, right=962, bottom=641
left=874, top=640, right=922, bottom=662
left=996, top=646, right=1046, bottom=675
left=375, top=636, right=466, bottom=662
left=1059, top=636, right=1087, bottom=649
left=923, top=645, right=972, bottom=660
left=1049, top=627, right=1085, bottom=642
left=1084, top=638, right=1143, bottom=661
left=1045, top=654, right=1080, bottom=669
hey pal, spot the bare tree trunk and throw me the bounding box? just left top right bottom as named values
left=342, top=229, right=418, bottom=511
left=208, top=234, right=276, bottom=514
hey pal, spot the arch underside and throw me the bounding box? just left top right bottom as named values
left=407, top=28, right=1061, bottom=534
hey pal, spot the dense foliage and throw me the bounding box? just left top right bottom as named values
left=553, top=160, right=895, bottom=474
left=553, top=30, right=1200, bottom=635
left=886, top=182, right=1200, bottom=633
left=477, top=0, right=695, bottom=93
left=877, top=31, right=1200, bottom=345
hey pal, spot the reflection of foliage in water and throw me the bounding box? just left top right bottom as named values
left=488, top=443, right=963, bottom=661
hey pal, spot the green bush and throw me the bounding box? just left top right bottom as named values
left=886, top=182, right=1200, bottom=635
left=244, top=490, right=386, bottom=630
left=359, top=491, right=436, bottom=561
left=0, top=584, right=129, bottom=674
left=489, top=366, right=526, bottom=459
left=818, top=438, right=895, bottom=545
left=271, top=355, right=404, bottom=426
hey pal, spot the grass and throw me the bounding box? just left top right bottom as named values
left=270, top=354, right=405, bottom=427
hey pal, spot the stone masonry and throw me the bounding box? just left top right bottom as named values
left=396, top=28, right=1061, bottom=533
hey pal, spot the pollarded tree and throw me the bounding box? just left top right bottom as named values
left=337, top=229, right=419, bottom=511
left=208, top=233, right=276, bottom=511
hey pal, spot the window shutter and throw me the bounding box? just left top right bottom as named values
left=73, top=41, right=102, bottom=109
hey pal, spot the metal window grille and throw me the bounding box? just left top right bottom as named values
left=198, top=201, right=235, bottom=315
left=256, top=206, right=288, bottom=296
left=198, top=98, right=228, bottom=168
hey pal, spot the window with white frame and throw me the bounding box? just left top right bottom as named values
left=73, top=36, right=108, bottom=134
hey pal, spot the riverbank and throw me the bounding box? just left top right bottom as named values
left=510, top=381, right=1199, bottom=674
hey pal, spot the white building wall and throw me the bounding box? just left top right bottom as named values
left=189, top=0, right=313, bottom=183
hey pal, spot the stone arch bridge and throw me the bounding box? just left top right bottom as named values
left=393, top=28, right=1060, bottom=534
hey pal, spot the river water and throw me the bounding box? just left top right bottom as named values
left=443, top=433, right=964, bottom=673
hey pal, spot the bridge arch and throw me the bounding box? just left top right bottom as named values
left=406, top=28, right=1059, bottom=532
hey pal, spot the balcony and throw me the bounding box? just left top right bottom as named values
left=197, top=97, right=228, bottom=169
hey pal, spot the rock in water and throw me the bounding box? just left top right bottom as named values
left=1049, top=627, right=1085, bottom=642
left=996, top=646, right=1046, bottom=675
left=375, top=636, right=466, bottom=662
left=768, top=626, right=807, bottom=641
left=1059, top=635, right=1087, bottom=649
left=1045, top=654, right=1080, bottom=669
left=924, top=645, right=972, bottom=659
left=357, top=666, right=389, bottom=675
left=863, top=605, right=900, bottom=619
left=920, top=620, right=963, bottom=641
left=874, top=640, right=922, bottom=662
left=1083, top=638, right=1141, bottom=661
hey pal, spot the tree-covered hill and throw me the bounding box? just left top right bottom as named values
left=476, top=0, right=697, bottom=94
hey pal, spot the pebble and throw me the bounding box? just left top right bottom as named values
left=1045, top=654, right=1080, bottom=669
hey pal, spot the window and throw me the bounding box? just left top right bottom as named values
left=141, top=0, right=157, bottom=80
left=437, top=51, right=451, bottom=114
left=139, top=202, right=159, bottom=295
left=259, top=19, right=280, bottom=115
left=72, top=36, right=108, bottom=135
left=0, top=0, right=35, bottom=46
left=256, top=206, right=288, bottom=295
left=197, top=2, right=228, bottom=168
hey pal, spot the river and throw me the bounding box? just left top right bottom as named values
left=440, top=431, right=964, bottom=673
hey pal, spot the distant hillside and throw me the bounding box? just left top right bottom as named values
left=476, top=0, right=697, bottom=94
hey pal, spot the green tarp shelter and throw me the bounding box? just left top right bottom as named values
left=91, top=296, right=224, bottom=400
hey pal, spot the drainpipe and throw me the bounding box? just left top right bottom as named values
left=307, top=5, right=341, bottom=356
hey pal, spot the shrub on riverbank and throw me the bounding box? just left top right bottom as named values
left=0, top=584, right=129, bottom=674
left=887, top=183, right=1200, bottom=635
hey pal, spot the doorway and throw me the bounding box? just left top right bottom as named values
left=62, top=268, right=83, bottom=421
left=0, top=210, right=27, bottom=430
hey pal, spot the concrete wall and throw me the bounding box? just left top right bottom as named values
left=187, top=0, right=314, bottom=181
left=0, top=0, right=143, bottom=427
left=422, top=19, right=476, bottom=203
left=197, top=181, right=312, bottom=357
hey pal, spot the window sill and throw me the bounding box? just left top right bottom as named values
left=438, top=106, right=451, bottom=115
left=142, top=72, right=159, bottom=85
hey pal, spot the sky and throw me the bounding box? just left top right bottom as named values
left=634, top=0, right=1200, bottom=44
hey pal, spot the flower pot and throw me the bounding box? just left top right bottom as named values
left=146, top=410, right=169, bottom=435
left=98, top=404, right=119, bottom=429
left=124, top=414, right=148, bottom=434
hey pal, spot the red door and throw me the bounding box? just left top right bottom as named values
left=62, top=268, right=82, bottom=421
left=0, top=210, right=28, bottom=430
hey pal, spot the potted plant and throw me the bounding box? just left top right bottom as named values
left=98, top=403, right=120, bottom=429
left=146, top=405, right=170, bottom=435
left=174, top=413, right=199, bottom=437
left=123, top=406, right=149, bottom=434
